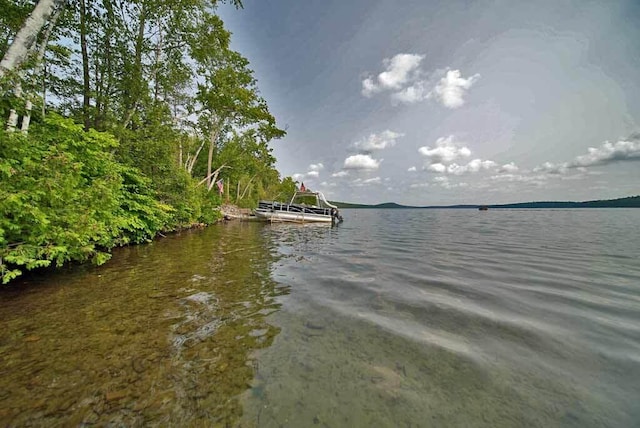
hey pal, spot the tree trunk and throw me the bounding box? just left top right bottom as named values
left=239, top=176, right=256, bottom=200
left=20, top=100, right=32, bottom=132
left=206, top=126, right=220, bottom=188
left=196, top=165, right=228, bottom=188
left=152, top=24, right=163, bottom=103
left=0, top=0, right=66, bottom=78
left=79, top=0, right=91, bottom=131
left=6, top=83, right=22, bottom=132
left=123, top=3, right=147, bottom=129
left=186, top=140, right=206, bottom=173
left=22, top=6, right=62, bottom=133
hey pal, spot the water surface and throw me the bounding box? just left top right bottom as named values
left=1, top=209, right=639, bottom=426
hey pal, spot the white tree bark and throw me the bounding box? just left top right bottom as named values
left=0, top=0, right=66, bottom=78
left=6, top=83, right=22, bottom=132
left=21, top=6, right=62, bottom=133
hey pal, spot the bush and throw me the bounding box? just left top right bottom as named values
left=0, top=115, right=172, bottom=283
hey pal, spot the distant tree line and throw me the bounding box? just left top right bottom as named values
left=332, top=195, right=640, bottom=209
left=0, top=0, right=296, bottom=283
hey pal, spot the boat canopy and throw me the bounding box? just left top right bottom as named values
left=289, top=191, right=338, bottom=209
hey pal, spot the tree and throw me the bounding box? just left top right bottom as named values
left=188, top=25, right=285, bottom=190
left=0, top=0, right=66, bottom=78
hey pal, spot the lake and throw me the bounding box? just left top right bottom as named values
left=1, top=209, right=639, bottom=426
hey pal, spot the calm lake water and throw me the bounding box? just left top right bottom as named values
left=1, top=209, right=639, bottom=427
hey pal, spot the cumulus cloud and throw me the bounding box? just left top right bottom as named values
left=534, top=136, right=640, bottom=174
left=343, top=154, right=382, bottom=170
left=362, top=55, right=479, bottom=108
left=362, top=54, right=424, bottom=96
left=427, top=163, right=447, bottom=173
left=533, top=161, right=567, bottom=174
left=353, top=130, right=404, bottom=151
left=294, top=162, right=326, bottom=180
left=407, top=166, right=417, bottom=172
left=431, top=70, right=480, bottom=109
left=569, top=138, right=640, bottom=167
left=419, top=135, right=502, bottom=176
left=332, top=171, right=349, bottom=178
left=499, top=162, right=519, bottom=173
left=419, top=135, right=472, bottom=164
left=444, top=159, right=497, bottom=175
left=391, top=81, right=430, bottom=104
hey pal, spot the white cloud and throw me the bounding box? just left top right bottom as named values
left=407, top=166, right=417, bottom=172
left=361, top=77, right=379, bottom=97
left=569, top=138, right=640, bottom=167
left=353, top=130, right=404, bottom=151
left=431, top=70, right=480, bottom=109
left=419, top=135, right=472, bottom=164
left=363, top=177, right=382, bottom=184
left=362, top=53, right=424, bottom=96
left=427, top=163, right=447, bottom=173
left=533, top=161, right=568, bottom=174
left=391, top=81, right=429, bottom=104
left=499, top=162, right=519, bottom=173
left=445, top=159, right=497, bottom=175
left=343, top=154, right=382, bottom=170
left=362, top=56, right=480, bottom=109
left=419, top=136, right=499, bottom=175
left=379, top=54, right=423, bottom=88
left=430, top=175, right=469, bottom=189
left=293, top=162, right=326, bottom=180
left=490, top=173, right=548, bottom=186
left=352, top=177, right=382, bottom=186
left=332, top=171, right=349, bottom=178
left=534, top=137, right=640, bottom=175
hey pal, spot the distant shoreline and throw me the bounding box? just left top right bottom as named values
left=332, top=195, right=640, bottom=209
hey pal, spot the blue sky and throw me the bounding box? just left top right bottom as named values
left=218, top=0, right=640, bottom=205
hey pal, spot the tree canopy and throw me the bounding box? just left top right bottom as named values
left=0, top=0, right=294, bottom=283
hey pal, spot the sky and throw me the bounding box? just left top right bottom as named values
left=217, top=0, right=640, bottom=205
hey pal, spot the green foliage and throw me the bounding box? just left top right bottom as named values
left=0, top=115, right=173, bottom=283
left=0, top=2, right=287, bottom=284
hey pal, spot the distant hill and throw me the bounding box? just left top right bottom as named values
left=331, top=195, right=640, bottom=209
left=331, top=201, right=416, bottom=209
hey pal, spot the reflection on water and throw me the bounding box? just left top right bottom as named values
left=0, top=222, right=287, bottom=426
left=1, top=210, right=640, bottom=427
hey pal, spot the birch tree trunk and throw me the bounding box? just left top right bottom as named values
left=5, top=83, right=22, bottom=132
left=206, top=125, right=220, bottom=188
left=0, top=0, right=66, bottom=78
left=22, top=6, right=63, bottom=133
